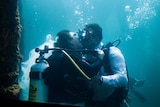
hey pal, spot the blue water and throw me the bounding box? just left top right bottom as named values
left=19, top=0, right=160, bottom=107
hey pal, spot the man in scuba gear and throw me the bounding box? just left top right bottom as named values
left=78, top=23, right=147, bottom=107
left=43, top=30, right=102, bottom=106
left=78, top=23, right=129, bottom=107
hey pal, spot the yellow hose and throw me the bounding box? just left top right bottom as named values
left=62, top=50, right=91, bottom=80
left=123, top=99, right=130, bottom=107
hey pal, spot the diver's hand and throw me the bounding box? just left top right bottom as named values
left=90, top=75, right=115, bottom=102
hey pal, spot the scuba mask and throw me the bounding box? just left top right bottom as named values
left=78, top=29, right=93, bottom=42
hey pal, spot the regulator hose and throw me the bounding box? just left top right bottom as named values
left=61, top=50, right=91, bottom=80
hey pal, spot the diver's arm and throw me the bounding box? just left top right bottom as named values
left=101, top=46, right=128, bottom=88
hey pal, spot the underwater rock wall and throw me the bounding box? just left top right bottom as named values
left=0, top=0, right=22, bottom=99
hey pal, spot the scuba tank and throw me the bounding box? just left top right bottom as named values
left=28, top=46, right=49, bottom=103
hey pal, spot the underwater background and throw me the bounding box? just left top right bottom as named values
left=19, top=0, right=160, bottom=107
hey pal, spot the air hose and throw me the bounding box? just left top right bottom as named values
left=112, top=39, right=121, bottom=47
left=61, top=50, right=91, bottom=80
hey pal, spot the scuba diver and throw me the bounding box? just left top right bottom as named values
left=77, top=23, right=147, bottom=106
left=43, top=30, right=102, bottom=106
left=77, top=23, right=129, bottom=107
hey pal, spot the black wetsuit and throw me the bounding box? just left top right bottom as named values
left=44, top=50, right=102, bottom=104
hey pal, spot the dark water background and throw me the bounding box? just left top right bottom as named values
left=19, top=0, right=160, bottom=107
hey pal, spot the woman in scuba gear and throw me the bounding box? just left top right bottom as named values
left=43, top=30, right=102, bottom=106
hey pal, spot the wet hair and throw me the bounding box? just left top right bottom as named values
left=54, top=30, right=83, bottom=49
left=54, top=30, right=72, bottom=48
left=84, top=23, right=103, bottom=42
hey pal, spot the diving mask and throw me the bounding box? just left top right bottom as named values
left=78, top=29, right=93, bottom=41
